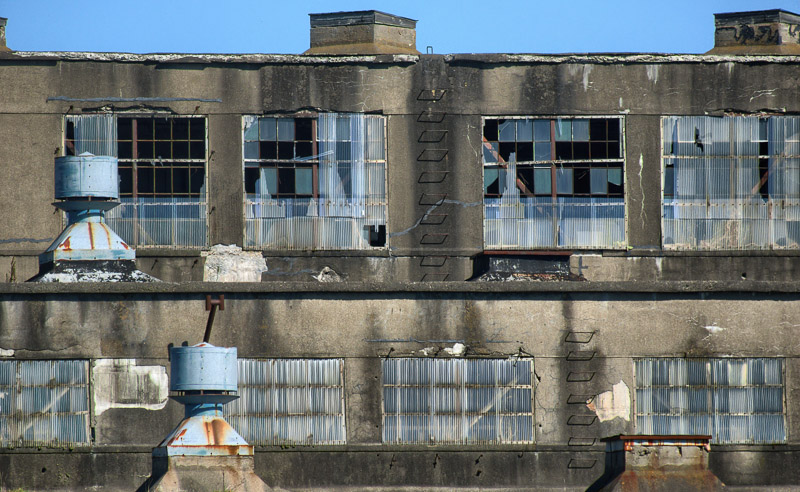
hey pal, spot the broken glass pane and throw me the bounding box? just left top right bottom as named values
left=516, top=120, right=533, bottom=141
left=555, top=119, right=571, bottom=141
left=498, top=120, right=516, bottom=141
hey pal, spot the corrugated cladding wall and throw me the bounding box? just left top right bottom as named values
left=224, top=359, right=346, bottom=445
left=382, top=358, right=534, bottom=444
left=635, top=358, right=785, bottom=444
left=0, top=360, right=90, bottom=447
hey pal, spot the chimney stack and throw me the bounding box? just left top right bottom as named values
left=0, top=18, right=9, bottom=52
left=304, top=10, right=419, bottom=55
left=707, top=9, right=800, bottom=54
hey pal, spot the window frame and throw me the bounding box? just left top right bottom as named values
left=242, top=112, right=388, bottom=251
left=482, top=115, right=627, bottom=250
left=223, top=358, right=347, bottom=446
left=381, top=357, right=535, bottom=445
left=634, top=357, right=787, bottom=445
left=0, top=359, right=92, bottom=447
left=661, top=115, right=800, bottom=251
left=63, top=113, right=209, bottom=248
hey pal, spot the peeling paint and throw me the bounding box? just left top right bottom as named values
left=93, top=359, right=168, bottom=416
left=443, top=343, right=466, bottom=356
left=202, top=244, right=267, bottom=282
left=587, top=380, right=630, bottom=422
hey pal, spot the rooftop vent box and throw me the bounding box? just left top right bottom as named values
left=708, top=9, right=800, bottom=55
left=305, top=10, right=419, bottom=55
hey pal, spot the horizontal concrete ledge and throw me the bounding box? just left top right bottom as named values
left=0, top=443, right=796, bottom=454
left=2, top=280, right=800, bottom=295
left=5, top=52, right=800, bottom=65
left=604, top=249, right=800, bottom=257
left=0, top=52, right=420, bottom=65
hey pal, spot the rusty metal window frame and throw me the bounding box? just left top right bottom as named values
left=634, top=358, right=786, bottom=444
left=382, top=358, right=534, bottom=444
left=242, top=113, right=388, bottom=251
left=223, top=358, right=346, bottom=446
left=0, top=360, right=92, bottom=447
left=482, top=116, right=626, bottom=250
left=661, top=115, right=800, bottom=250
left=63, top=113, right=209, bottom=248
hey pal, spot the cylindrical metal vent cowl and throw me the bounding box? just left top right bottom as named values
left=169, top=343, right=238, bottom=393
left=54, top=155, right=119, bottom=200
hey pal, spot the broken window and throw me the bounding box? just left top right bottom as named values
left=483, top=117, right=625, bottom=249
left=635, top=358, right=785, bottom=444
left=382, top=358, right=533, bottom=444
left=65, top=114, right=207, bottom=247
left=243, top=113, right=387, bottom=250
left=223, top=359, right=345, bottom=445
left=0, top=360, right=91, bottom=446
left=663, top=115, right=800, bottom=250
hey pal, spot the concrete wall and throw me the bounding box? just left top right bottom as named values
left=3, top=54, right=800, bottom=282
left=0, top=282, right=797, bottom=489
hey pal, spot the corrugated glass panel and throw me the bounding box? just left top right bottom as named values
left=0, top=360, right=91, bottom=447
left=382, top=358, right=534, bottom=444
left=635, top=358, right=785, bottom=444
left=663, top=115, right=800, bottom=250
left=224, top=359, right=345, bottom=445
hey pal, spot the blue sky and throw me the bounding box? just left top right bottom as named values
left=3, top=1, right=799, bottom=54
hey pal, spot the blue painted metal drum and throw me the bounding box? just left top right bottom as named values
left=169, top=343, right=238, bottom=393
left=54, top=154, right=119, bottom=200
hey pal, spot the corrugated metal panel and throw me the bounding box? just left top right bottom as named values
left=106, top=197, right=207, bottom=248
left=244, top=113, right=386, bottom=250
left=224, top=359, right=345, bottom=445
left=0, top=360, right=90, bottom=447
left=635, top=358, right=785, bottom=444
left=382, top=358, right=534, bottom=444
left=663, top=116, right=800, bottom=250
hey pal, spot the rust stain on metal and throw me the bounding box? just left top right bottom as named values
left=87, top=222, right=95, bottom=249
left=59, top=237, right=71, bottom=250
left=166, top=428, right=188, bottom=445
left=101, top=223, right=112, bottom=248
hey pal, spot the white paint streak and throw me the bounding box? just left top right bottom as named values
left=582, top=64, right=593, bottom=92
left=0, top=348, right=14, bottom=357
left=587, top=380, right=630, bottom=422
left=93, top=359, right=168, bottom=416
left=705, top=324, right=725, bottom=334
left=645, top=64, right=659, bottom=84
left=639, top=154, right=647, bottom=228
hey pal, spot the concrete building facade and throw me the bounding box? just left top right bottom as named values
left=0, top=9, right=799, bottom=490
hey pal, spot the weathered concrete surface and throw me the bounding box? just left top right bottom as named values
left=3, top=55, right=800, bottom=281
left=142, top=455, right=273, bottom=492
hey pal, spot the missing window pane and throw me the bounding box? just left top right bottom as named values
left=484, top=119, right=498, bottom=141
